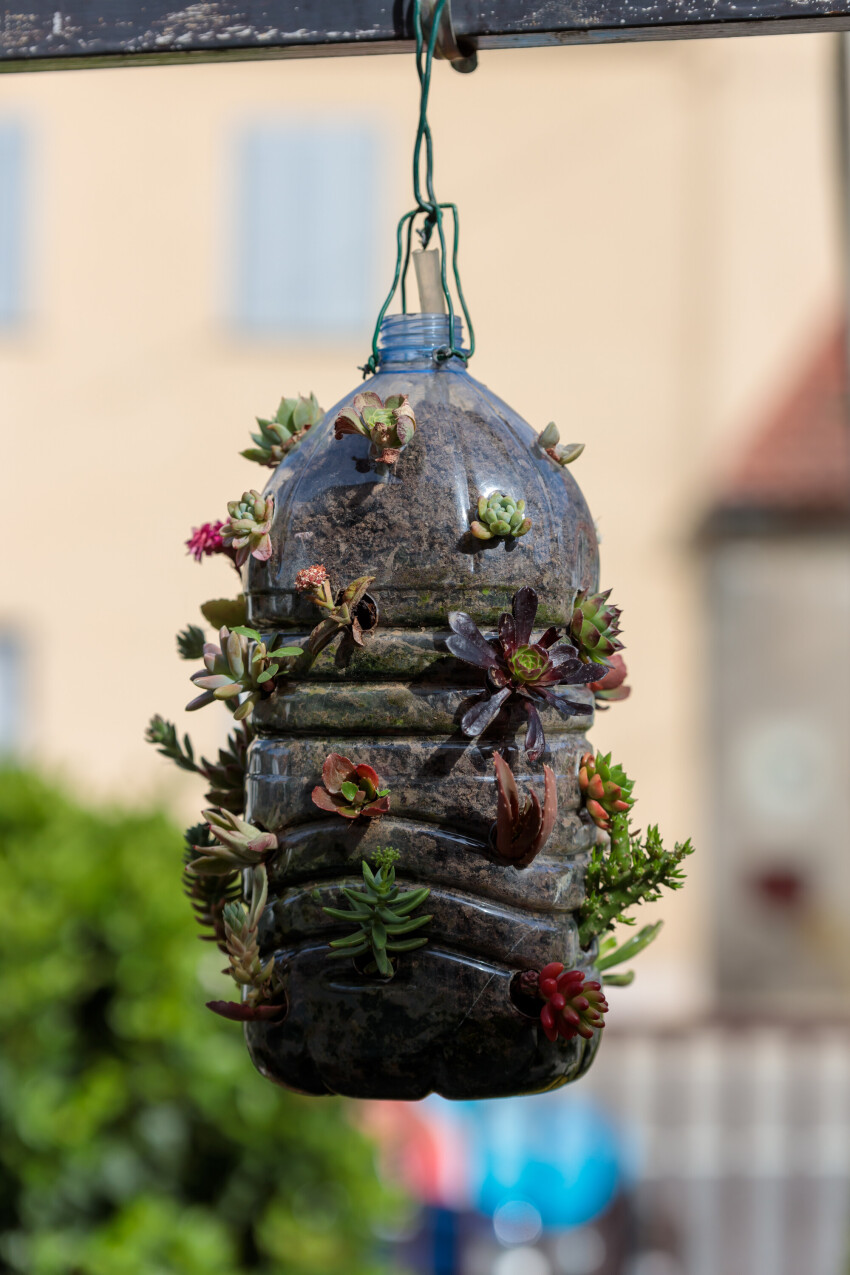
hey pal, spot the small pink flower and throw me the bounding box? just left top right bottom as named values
left=295, top=564, right=330, bottom=592
left=186, top=521, right=226, bottom=563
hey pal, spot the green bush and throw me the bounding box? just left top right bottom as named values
left=0, top=769, right=401, bottom=1275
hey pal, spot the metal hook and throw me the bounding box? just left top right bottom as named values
left=419, top=0, right=478, bottom=73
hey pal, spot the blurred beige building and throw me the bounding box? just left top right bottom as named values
left=0, top=32, right=845, bottom=1026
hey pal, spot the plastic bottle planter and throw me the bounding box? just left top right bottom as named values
left=240, top=314, right=602, bottom=1100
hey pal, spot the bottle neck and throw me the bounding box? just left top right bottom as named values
left=376, top=313, right=467, bottom=370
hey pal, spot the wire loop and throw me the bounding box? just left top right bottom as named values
left=360, top=0, right=475, bottom=377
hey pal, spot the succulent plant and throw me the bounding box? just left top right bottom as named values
left=202, top=721, right=253, bottom=814
left=537, top=421, right=585, bottom=468
left=186, top=625, right=302, bottom=721
left=312, top=753, right=390, bottom=820
left=295, top=565, right=378, bottom=654
left=242, top=393, right=323, bottom=467
left=579, top=752, right=635, bottom=832
left=470, top=492, right=532, bottom=541
left=446, top=586, right=607, bottom=761
left=520, top=964, right=608, bottom=1042
left=187, top=808, right=278, bottom=875
left=186, top=520, right=232, bottom=564
left=588, top=652, right=631, bottom=708
left=200, top=595, right=247, bottom=630
left=220, top=490, right=275, bottom=568
left=182, top=823, right=241, bottom=952
left=334, top=392, right=416, bottom=466
left=206, top=866, right=286, bottom=1022
left=597, top=920, right=663, bottom=987
left=491, top=752, right=557, bottom=868
left=569, top=588, right=624, bottom=666
left=578, top=816, right=693, bottom=947
left=176, top=623, right=207, bottom=661
left=322, top=847, right=431, bottom=978
left=145, top=714, right=200, bottom=775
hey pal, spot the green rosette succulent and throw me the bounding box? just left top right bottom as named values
left=569, top=588, right=624, bottom=665
left=334, top=392, right=416, bottom=466
left=220, top=490, right=274, bottom=568
left=470, top=491, right=531, bottom=540
left=242, top=393, right=324, bottom=467
left=322, top=848, right=431, bottom=978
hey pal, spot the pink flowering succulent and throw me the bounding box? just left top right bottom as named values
left=186, top=520, right=229, bottom=563
left=521, top=963, right=609, bottom=1042
left=334, top=392, right=416, bottom=466
left=491, top=752, right=557, bottom=869
left=312, top=753, right=390, bottom=820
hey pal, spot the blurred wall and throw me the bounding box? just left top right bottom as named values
left=0, top=32, right=842, bottom=1017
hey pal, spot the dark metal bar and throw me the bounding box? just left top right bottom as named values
left=4, top=0, right=850, bottom=72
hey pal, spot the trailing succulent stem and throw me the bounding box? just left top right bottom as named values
left=295, top=565, right=378, bottom=655
left=182, top=823, right=241, bottom=952
left=470, top=492, right=531, bottom=541
left=146, top=715, right=253, bottom=815
left=578, top=815, right=693, bottom=948
left=597, top=921, right=663, bottom=987
left=323, top=848, right=431, bottom=978
left=207, top=865, right=286, bottom=1022
left=491, top=753, right=557, bottom=868
left=242, top=393, right=323, bottom=467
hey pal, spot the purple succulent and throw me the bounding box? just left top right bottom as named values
left=446, top=587, right=608, bottom=761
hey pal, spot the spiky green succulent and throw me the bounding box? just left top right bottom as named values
left=182, top=823, right=241, bottom=951
left=579, top=751, right=635, bottom=832
left=470, top=491, right=531, bottom=541
left=537, top=421, right=585, bottom=467
left=176, top=624, right=207, bottom=661
left=187, top=808, right=278, bottom=875
left=322, top=848, right=431, bottom=978
left=569, top=588, right=624, bottom=665
left=145, top=716, right=252, bottom=815
left=221, top=866, right=275, bottom=993
left=242, top=393, right=324, bottom=467
left=145, top=715, right=199, bottom=774
left=186, top=625, right=302, bottom=721
left=220, top=491, right=274, bottom=568
left=578, top=817, right=693, bottom=947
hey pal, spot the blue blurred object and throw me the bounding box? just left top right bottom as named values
left=429, top=1092, right=622, bottom=1230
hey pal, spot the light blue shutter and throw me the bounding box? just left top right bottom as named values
left=0, top=633, right=22, bottom=755
left=0, top=123, right=24, bottom=325
left=233, top=122, right=377, bottom=336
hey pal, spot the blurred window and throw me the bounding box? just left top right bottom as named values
left=0, top=632, right=22, bottom=754
left=231, top=122, right=378, bottom=337
left=0, top=122, right=25, bottom=325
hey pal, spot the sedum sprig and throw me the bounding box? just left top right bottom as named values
left=146, top=716, right=253, bottom=815
left=206, top=865, right=286, bottom=1022
left=322, top=848, right=431, bottom=978
left=537, top=421, right=585, bottom=468
left=578, top=815, right=693, bottom=948
left=145, top=715, right=199, bottom=774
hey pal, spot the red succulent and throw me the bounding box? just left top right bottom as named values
left=522, top=963, right=609, bottom=1042
left=492, top=752, right=557, bottom=869
left=311, top=753, right=391, bottom=820
left=206, top=999, right=287, bottom=1022
left=446, top=587, right=607, bottom=761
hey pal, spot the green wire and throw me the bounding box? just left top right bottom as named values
left=361, top=0, right=476, bottom=377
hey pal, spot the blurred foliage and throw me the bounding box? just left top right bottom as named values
left=0, top=769, right=403, bottom=1275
